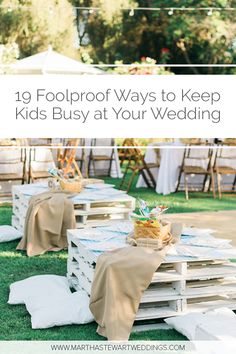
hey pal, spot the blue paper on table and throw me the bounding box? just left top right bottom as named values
left=85, top=183, right=115, bottom=190
left=181, top=227, right=215, bottom=237
left=181, top=235, right=232, bottom=249
left=71, top=189, right=127, bottom=202
left=22, top=184, right=49, bottom=196
left=79, top=231, right=127, bottom=254
left=75, top=224, right=236, bottom=262
left=99, top=221, right=133, bottom=234
left=76, top=229, right=125, bottom=242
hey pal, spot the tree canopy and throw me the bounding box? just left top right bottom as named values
left=72, top=0, right=236, bottom=73
left=0, top=0, right=236, bottom=73
left=0, top=0, right=77, bottom=59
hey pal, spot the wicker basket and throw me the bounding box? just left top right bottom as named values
left=127, top=233, right=173, bottom=250
left=128, top=221, right=182, bottom=250
left=133, top=220, right=171, bottom=240
left=59, top=178, right=83, bottom=193
left=82, top=178, right=104, bottom=186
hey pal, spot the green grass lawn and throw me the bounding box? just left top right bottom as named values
left=103, top=175, right=236, bottom=214
left=0, top=178, right=236, bottom=341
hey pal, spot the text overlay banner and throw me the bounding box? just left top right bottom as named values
left=0, top=75, right=234, bottom=138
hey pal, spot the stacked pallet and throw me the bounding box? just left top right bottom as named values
left=12, top=183, right=136, bottom=233
left=67, top=224, right=236, bottom=320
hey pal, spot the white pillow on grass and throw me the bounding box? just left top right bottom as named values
left=195, top=308, right=236, bottom=341
left=0, top=225, right=23, bottom=243
left=8, top=275, right=71, bottom=305
left=165, top=308, right=236, bottom=340
left=164, top=313, right=205, bottom=340
left=205, top=307, right=236, bottom=318
left=25, top=291, right=94, bottom=329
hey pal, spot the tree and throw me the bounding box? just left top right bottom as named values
left=71, top=0, right=236, bottom=73
left=0, top=0, right=77, bottom=59
left=0, top=43, right=19, bottom=64
left=71, top=0, right=139, bottom=63
left=1, top=0, right=236, bottom=72
left=151, top=0, right=236, bottom=73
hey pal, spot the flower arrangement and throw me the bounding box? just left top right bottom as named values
left=113, top=56, right=174, bottom=75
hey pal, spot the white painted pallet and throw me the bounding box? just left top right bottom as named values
left=67, top=225, right=236, bottom=321
left=11, top=183, right=135, bottom=231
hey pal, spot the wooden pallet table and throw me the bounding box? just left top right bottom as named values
left=67, top=224, right=236, bottom=321
left=11, top=183, right=136, bottom=233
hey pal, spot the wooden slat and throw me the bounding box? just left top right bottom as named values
left=70, top=254, right=94, bottom=281
left=152, top=271, right=183, bottom=283
left=70, top=266, right=92, bottom=294
left=73, top=195, right=134, bottom=206
left=68, top=237, right=98, bottom=264
left=132, top=323, right=171, bottom=332
left=187, top=297, right=236, bottom=312
left=185, top=281, right=236, bottom=298
left=186, top=263, right=236, bottom=280
left=136, top=306, right=180, bottom=321
left=141, top=287, right=181, bottom=303
left=0, top=173, right=23, bottom=180
left=74, top=207, right=132, bottom=216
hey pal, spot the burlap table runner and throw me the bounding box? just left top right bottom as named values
left=17, top=191, right=76, bottom=257
left=89, top=246, right=168, bottom=341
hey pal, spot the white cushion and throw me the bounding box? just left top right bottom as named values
left=0, top=225, right=22, bottom=243
left=165, top=308, right=236, bottom=341
left=25, top=291, right=94, bottom=329
left=164, top=313, right=205, bottom=340
left=205, top=307, right=236, bottom=318
left=8, top=275, right=71, bottom=305
left=195, top=308, right=236, bottom=341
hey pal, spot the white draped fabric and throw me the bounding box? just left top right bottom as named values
left=137, top=143, right=236, bottom=195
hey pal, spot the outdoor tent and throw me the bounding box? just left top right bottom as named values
left=8, top=47, right=103, bottom=75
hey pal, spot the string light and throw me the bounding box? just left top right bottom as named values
left=49, top=6, right=54, bottom=15
left=129, top=8, right=134, bottom=17
left=207, top=9, right=213, bottom=16
left=0, top=5, right=236, bottom=13
left=72, top=6, right=236, bottom=13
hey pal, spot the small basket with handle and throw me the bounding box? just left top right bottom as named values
left=59, top=178, right=83, bottom=193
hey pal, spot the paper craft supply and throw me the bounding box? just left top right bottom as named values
left=181, top=235, right=232, bottom=249
left=85, top=183, right=115, bottom=190
left=137, top=198, right=150, bottom=216
left=100, top=221, right=134, bottom=234
left=182, top=227, right=215, bottom=237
